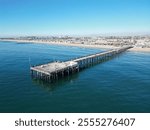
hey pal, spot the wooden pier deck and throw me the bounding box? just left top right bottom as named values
left=30, top=46, right=132, bottom=82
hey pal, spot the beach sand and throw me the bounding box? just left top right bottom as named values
left=128, top=47, right=150, bottom=52
left=1, top=39, right=150, bottom=52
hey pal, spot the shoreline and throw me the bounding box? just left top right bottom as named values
left=1, top=39, right=150, bottom=52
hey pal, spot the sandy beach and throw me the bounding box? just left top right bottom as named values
left=1, top=39, right=150, bottom=52
left=128, top=47, right=150, bottom=52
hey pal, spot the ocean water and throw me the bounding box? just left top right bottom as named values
left=0, top=41, right=150, bottom=113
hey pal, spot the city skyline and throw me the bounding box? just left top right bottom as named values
left=0, top=0, right=150, bottom=37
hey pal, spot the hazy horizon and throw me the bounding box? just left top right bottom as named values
left=1, top=32, right=150, bottom=38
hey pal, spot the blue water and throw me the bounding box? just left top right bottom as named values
left=0, top=41, right=150, bottom=113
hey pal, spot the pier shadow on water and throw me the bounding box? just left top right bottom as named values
left=32, top=72, right=79, bottom=92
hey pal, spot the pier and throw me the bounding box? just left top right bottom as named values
left=30, top=46, right=132, bottom=82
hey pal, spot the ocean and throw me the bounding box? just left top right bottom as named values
left=0, top=41, right=150, bottom=112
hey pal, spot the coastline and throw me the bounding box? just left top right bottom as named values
left=1, top=39, right=150, bottom=52
left=128, top=47, right=150, bottom=52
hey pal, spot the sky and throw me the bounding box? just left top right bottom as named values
left=0, top=0, right=150, bottom=36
